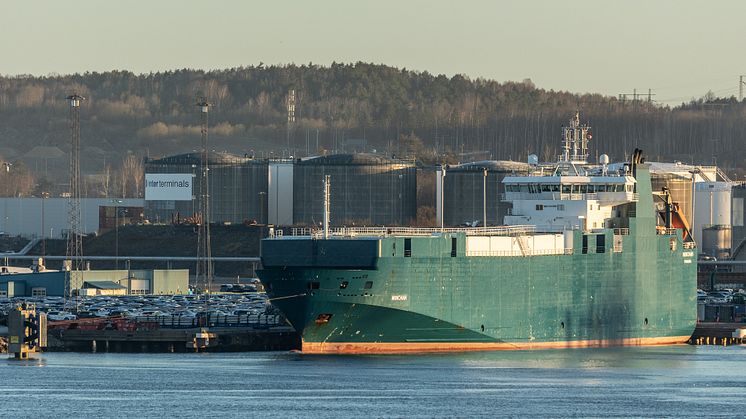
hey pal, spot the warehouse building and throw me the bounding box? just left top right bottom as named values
left=0, top=197, right=143, bottom=238
left=0, top=269, right=188, bottom=297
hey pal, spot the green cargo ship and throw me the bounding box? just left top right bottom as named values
left=258, top=114, right=697, bottom=354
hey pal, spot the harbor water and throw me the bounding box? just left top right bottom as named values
left=2, top=345, right=745, bottom=417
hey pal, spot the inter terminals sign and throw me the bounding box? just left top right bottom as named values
left=145, top=174, right=194, bottom=201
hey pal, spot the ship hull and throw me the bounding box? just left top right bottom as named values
left=300, top=336, right=692, bottom=354
left=259, top=229, right=697, bottom=354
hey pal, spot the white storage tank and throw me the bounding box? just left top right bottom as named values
left=693, top=182, right=732, bottom=244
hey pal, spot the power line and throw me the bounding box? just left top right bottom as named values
left=618, top=88, right=656, bottom=103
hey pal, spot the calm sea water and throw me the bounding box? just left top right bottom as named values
left=2, top=346, right=745, bottom=418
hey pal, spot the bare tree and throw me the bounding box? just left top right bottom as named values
left=120, top=154, right=144, bottom=198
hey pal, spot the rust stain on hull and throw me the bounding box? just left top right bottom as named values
left=301, top=336, right=692, bottom=355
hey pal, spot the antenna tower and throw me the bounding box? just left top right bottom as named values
left=195, top=98, right=213, bottom=296
left=65, top=94, right=85, bottom=308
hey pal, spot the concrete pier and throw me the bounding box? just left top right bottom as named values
left=689, top=322, right=746, bottom=346
left=48, top=326, right=300, bottom=352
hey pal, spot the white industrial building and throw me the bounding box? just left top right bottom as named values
left=0, top=197, right=144, bottom=238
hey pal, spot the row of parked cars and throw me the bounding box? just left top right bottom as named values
left=697, top=288, right=746, bottom=304
left=0, top=292, right=274, bottom=322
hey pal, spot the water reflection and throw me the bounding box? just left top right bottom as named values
left=1, top=346, right=745, bottom=417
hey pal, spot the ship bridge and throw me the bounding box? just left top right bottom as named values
left=502, top=112, right=639, bottom=232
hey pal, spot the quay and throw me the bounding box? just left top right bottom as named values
left=689, top=322, right=746, bottom=346
left=45, top=316, right=300, bottom=353
left=48, top=325, right=299, bottom=352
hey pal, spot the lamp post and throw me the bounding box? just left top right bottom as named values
left=2, top=162, right=11, bottom=233
left=258, top=191, right=266, bottom=224
left=112, top=199, right=123, bottom=270
left=40, top=192, right=50, bottom=256
left=483, top=169, right=488, bottom=228
left=440, top=166, right=446, bottom=229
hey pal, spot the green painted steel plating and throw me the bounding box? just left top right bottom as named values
left=258, top=165, right=697, bottom=349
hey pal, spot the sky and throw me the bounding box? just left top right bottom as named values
left=3, top=0, right=745, bottom=105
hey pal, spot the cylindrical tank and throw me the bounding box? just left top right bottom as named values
left=144, top=152, right=268, bottom=224
left=731, top=184, right=746, bottom=257
left=701, top=225, right=732, bottom=259
left=650, top=173, right=693, bottom=228
left=442, top=160, right=529, bottom=227
left=292, top=153, right=417, bottom=226
left=694, top=182, right=732, bottom=245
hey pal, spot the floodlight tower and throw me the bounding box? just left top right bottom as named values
left=195, top=98, right=213, bottom=296
left=65, top=94, right=85, bottom=307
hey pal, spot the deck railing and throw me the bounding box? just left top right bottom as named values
left=465, top=248, right=574, bottom=257
left=280, top=225, right=537, bottom=238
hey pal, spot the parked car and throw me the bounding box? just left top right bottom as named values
left=47, top=311, right=77, bottom=321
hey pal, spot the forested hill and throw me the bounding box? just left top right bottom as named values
left=0, top=62, right=745, bottom=196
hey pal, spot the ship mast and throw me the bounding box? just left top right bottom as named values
left=560, top=111, right=592, bottom=164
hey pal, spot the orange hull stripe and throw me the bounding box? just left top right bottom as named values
left=301, top=336, right=691, bottom=354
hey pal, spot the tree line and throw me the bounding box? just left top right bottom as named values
left=0, top=62, right=745, bottom=197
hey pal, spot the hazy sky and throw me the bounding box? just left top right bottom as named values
left=4, top=0, right=745, bottom=105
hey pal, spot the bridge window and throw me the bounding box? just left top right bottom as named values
left=582, top=235, right=588, bottom=254
left=404, top=238, right=412, bottom=257
left=536, top=204, right=544, bottom=211
left=451, top=237, right=457, bottom=257
left=562, top=185, right=571, bottom=193
left=596, top=235, right=606, bottom=253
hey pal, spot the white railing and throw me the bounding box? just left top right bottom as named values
left=503, top=192, right=639, bottom=202
left=613, top=228, right=630, bottom=236
left=278, top=225, right=537, bottom=238
left=465, top=248, right=574, bottom=257
left=683, top=241, right=697, bottom=249
left=656, top=227, right=678, bottom=236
